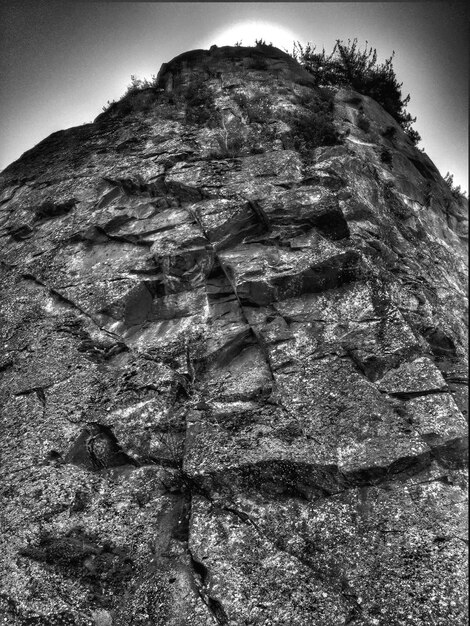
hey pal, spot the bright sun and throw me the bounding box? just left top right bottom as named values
left=202, top=21, right=299, bottom=53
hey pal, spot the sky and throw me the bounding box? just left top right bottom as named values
left=0, top=1, right=468, bottom=193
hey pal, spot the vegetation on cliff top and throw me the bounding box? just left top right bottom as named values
left=105, top=39, right=421, bottom=150
left=292, top=38, right=421, bottom=145
left=444, top=171, right=467, bottom=202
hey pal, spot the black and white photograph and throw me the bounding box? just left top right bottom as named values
left=0, top=1, right=468, bottom=624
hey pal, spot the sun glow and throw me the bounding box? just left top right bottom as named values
left=202, top=21, right=299, bottom=53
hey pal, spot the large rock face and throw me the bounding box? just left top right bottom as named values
left=0, top=45, right=467, bottom=625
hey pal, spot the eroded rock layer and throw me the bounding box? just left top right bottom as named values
left=0, top=45, right=468, bottom=625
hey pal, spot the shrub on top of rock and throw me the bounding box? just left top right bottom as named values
left=444, top=172, right=467, bottom=203
left=125, top=74, right=158, bottom=95
left=292, top=38, right=421, bottom=145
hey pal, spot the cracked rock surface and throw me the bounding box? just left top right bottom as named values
left=0, top=44, right=467, bottom=625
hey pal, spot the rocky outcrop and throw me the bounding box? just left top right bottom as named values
left=0, top=44, right=467, bottom=625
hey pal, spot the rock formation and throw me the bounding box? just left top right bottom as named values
left=0, top=44, right=467, bottom=625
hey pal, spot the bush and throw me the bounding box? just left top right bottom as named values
left=102, top=99, right=116, bottom=112
left=233, top=91, right=272, bottom=123
left=292, top=39, right=421, bottom=145
left=382, top=125, right=397, bottom=141
left=357, top=115, right=370, bottom=133
left=210, top=112, right=247, bottom=158
left=255, top=39, right=273, bottom=47
left=102, top=74, right=158, bottom=116
left=183, top=77, right=218, bottom=126
left=125, top=74, right=158, bottom=95
left=283, top=93, right=340, bottom=157
left=444, top=172, right=467, bottom=202
left=210, top=133, right=245, bottom=159
left=380, top=147, right=393, bottom=165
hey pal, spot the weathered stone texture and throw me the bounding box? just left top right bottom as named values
left=0, top=45, right=467, bottom=625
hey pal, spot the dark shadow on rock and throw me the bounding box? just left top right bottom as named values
left=64, top=422, right=139, bottom=471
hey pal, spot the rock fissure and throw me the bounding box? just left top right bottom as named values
left=187, top=548, right=229, bottom=625
left=386, top=388, right=449, bottom=399
left=19, top=272, right=131, bottom=346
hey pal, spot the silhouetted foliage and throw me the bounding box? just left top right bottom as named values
left=292, top=39, right=421, bottom=145
left=102, top=99, right=116, bottom=112
left=255, top=39, right=273, bottom=47
left=125, top=74, right=158, bottom=94
left=444, top=172, right=467, bottom=202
